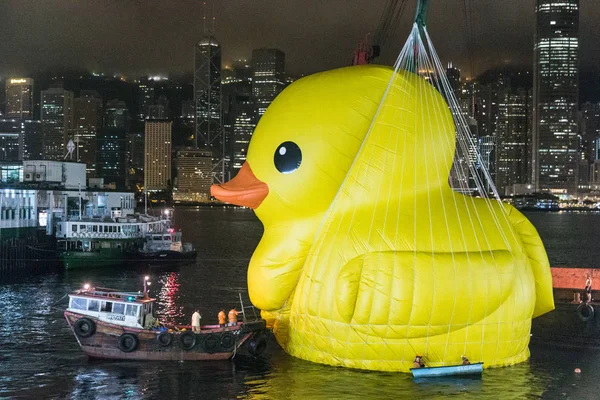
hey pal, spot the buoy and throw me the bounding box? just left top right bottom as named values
left=574, top=368, right=581, bottom=373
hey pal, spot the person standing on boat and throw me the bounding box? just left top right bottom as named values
left=191, top=309, right=201, bottom=333
left=228, top=306, right=240, bottom=326
left=585, top=275, right=593, bottom=303
left=218, top=309, right=227, bottom=328
left=413, top=355, right=425, bottom=369
left=461, top=355, right=470, bottom=365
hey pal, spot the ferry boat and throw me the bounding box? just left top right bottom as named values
left=55, top=215, right=170, bottom=269
left=64, top=283, right=268, bottom=361
left=126, top=228, right=197, bottom=262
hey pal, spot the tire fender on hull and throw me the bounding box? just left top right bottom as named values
left=203, top=334, right=219, bottom=353
left=180, top=331, right=197, bottom=350
left=118, top=333, right=139, bottom=353
left=220, top=332, right=235, bottom=349
left=157, top=332, right=172, bottom=347
left=248, top=336, right=267, bottom=356
left=577, top=303, right=595, bottom=322
left=74, top=318, right=96, bottom=338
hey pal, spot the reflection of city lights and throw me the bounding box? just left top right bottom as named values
left=157, top=272, right=183, bottom=326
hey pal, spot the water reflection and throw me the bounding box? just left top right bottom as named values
left=156, top=272, right=184, bottom=326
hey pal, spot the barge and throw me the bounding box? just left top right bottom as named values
left=64, top=284, right=267, bottom=360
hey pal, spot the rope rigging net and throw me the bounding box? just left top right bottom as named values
left=210, top=0, right=555, bottom=373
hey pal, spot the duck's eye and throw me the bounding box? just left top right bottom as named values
left=274, top=141, right=302, bottom=174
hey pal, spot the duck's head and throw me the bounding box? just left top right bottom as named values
left=212, top=65, right=402, bottom=223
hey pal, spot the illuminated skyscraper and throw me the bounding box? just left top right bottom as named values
left=144, top=120, right=172, bottom=191
left=41, top=85, right=74, bottom=160
left=173, top=148, right=213, bottom=202
left=5, top=78, right=33, bottom=119
left=97, top=100, right=129, bottom=189
left=252, top=48, right=285, bottom=119
left=74, top=90, right=103, bottom=177
left=495, top=88, right=533, bottom=194
left=194, top=34, right=223, bottom=183
left=532, top=0, right=579, bottom=195
left=137, top=80, right=154, bottom=120
left=222, top=60, right=255, bottom=176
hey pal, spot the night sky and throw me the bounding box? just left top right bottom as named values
left=1, top=0, right=599, bottom=80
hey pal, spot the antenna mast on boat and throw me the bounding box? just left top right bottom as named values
left=144, top=190, right=148, bottom=215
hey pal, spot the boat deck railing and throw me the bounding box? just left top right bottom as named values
left=238, top=293, right=260, bottom=323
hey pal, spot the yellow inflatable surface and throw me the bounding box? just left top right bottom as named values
left=211, top=65, right=554, bottom=372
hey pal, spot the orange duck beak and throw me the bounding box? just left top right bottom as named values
left=210, top=162, right=269, bottom=209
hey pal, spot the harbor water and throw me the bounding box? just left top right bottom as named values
left=1, top=208, right=599, bottom=399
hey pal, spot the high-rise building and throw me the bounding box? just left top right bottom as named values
left=126, top=132, right=145, bottom=190
left=194, top=34, right=223, bottom=182
left=173, top=148, right=213, bottom=202
left=0, top=119, right=23, bottom=161
left=144, top=120, right=172, bottom=191
left=252, top=48, right=285, bottom=118
left=137, top=81, right=154, bottom=120
left=22, top=120, right=43, bottom=160
left=495, top=88, right=533, bottom=195
left=446, top=63, right=461, bottom=97
left=580, top=102, right=600, bottom=163
left=0, top=119, right=44, bottom=161
left=97, top=100, right=128, bottom=189
left=104, top=99, right=130, bottom=130
left=5, top=78, right=33, bottom=119
left=41, top=86, right=74, bottom=160
left=73, top=90, right=103, bottom=177
left=532, top=0, right=579, bottom=195
left=147, top=104, right=167, bottom=120
left=222, top=60, right=255, bottom=176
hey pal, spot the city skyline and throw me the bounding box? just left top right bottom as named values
left=1, top=1, right=600, bottom=81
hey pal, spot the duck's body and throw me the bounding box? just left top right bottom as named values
left=212, top=65, right=554, bottom=372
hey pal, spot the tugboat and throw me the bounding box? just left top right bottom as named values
left=126, top=228, right=197, bottom=262
left=64, top=280, right=267, bottom=360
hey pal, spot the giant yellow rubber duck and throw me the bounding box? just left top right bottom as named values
left=211, top=65, right=554, bottom=372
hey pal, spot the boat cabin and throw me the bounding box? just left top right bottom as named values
left=67, top=286, right=156, bottom=329
left=142, top=229, right=183, bottom=253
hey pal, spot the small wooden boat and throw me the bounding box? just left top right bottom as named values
left=64, top=283, right=267, bottom=361
left=410, top=362, right=483, bottom=378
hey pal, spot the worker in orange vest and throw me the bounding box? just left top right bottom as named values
left=218, top=309, right=227, bottom=327
left=228, top=306, right=240, bottom=326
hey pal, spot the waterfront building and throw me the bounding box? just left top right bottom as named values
left=73, top=91, right=103, bottom=178
left=41, top=86, right=74, bottom=160
left=0, top=160, right=136, bottom=236
left=173, top=148, right=213, bottom=202
left=5, top=78, right=33, bottom=119
left=252, top=48, right=285, bottom=119
left=532, top=0, right=579, bottom=195
left=144, top=120, right=172, bottom=191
